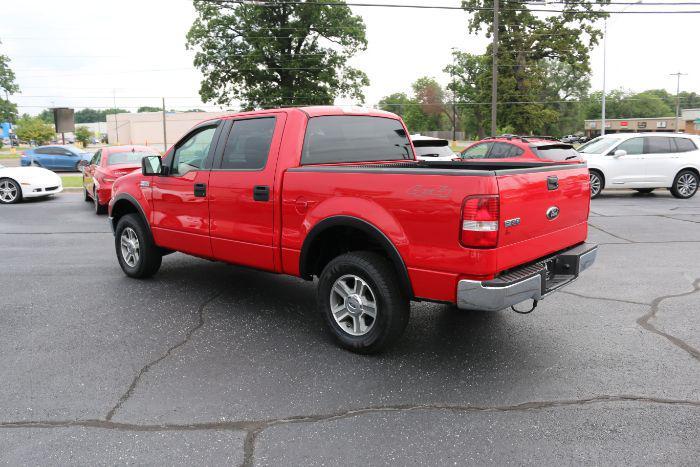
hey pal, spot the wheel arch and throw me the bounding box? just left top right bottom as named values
left=299, top=216, right=414, bottom=299
left=110, top=193, right=152, bottom=238
left=676, top=167, right=700, bottom=179
left=588, top=168, right=605, bottom=189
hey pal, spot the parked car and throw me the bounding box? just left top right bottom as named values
left=83, top=145, right=160, bottom=214
left=577, top=133, right=700, bottom=199
left=108, top=107, right=596, bottom=354
left=0, top=164, right=63, bottom=204
left=20, top=145, right=92, bottom=172
left=410, top=134, right=456, bottom=161
left=457, top=135, right=582, bottom=163
left=560, top=135, right=580, bottom=144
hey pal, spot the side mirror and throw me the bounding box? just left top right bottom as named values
left=142, top=155, right=162, bottom=175
left=612, top=149, right=627, bottom=157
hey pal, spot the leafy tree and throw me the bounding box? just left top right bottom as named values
left=137, top=106, right=162, bottom=113
left=75, top=126, right=92, bottom=147
left=445, top=52, right=492, bottom=139
left=0, top=39, right=19, bottom=123
left=38, top=108, right=130, bottom=124
left=584, top=89, right=675, bottom=119
left=461, top=0, right=608, bottom=134
left=412, top=77, right=455, bottom=131
left=16, top=116, right=55, bottom=145
left=187, top=0, right=369, bottom=109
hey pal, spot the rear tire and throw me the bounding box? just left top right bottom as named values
left=84, top=186, right=91, bottom=202
left=115, top=213, right=162, bottom=278
left=317, top=251, right=409, bottom=354
left=634, top=188, right=655, bottom=194
left=589, top=170, right=604, bottom=199
left=670, top=170, right=699, bottom=199
left=0, top=178, right=22, bottom=204
left=94, top=188, right=107, bottom=214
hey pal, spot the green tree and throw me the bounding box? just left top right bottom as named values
left=16, top=116, right=55, bottom=145
left=584, top=89, right=674, bottom=119
left=137, top=106, right=162, bottom=113
left=445, top=52, right=492, bottom=139
left=461, top=0, right=608, bottom=134
left=187, top=0, right=369, bottom=109
left=0, top=39, right=20, bottom=123
left=75, top=126, right=91, bottom=147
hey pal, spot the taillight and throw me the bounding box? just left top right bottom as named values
left=461, top=195, right=499, bottom=248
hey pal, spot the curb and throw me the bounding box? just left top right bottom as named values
left=62, top=188, right=83, bottom=193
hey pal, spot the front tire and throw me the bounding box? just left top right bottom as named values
left=589, top=170, right=603, bottom=199
left=115, top=213, right=162, bottom=278
left=84, top=186, right=91, bottom=202
left=317, top=251, right=409, bottom=354
left=670, top=170, right=699, bottom=199
left=0, top=178, right=22, bottom=204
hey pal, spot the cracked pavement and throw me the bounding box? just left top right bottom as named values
left=1, top=191, right=699, bottom=465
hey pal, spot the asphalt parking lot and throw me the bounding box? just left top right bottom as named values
left=1, top=191, right=699, bottom=465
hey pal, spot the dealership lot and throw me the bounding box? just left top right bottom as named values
left=1, top=192, right=698, bottom=465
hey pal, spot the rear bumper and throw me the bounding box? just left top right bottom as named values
left=457, top=242, right=597, bottom=311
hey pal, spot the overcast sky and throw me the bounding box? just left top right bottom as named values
left=2, top=0, right=698, bottom=116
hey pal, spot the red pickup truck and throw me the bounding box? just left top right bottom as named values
left=109, top=106, right=597, bottom=353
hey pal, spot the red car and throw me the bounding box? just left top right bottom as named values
left=457, top=135, right=582, bottom=163
left=83, top=145, right=160, bottom=214
left=109, top=107, right=596, bottom=353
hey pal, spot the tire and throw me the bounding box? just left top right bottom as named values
left=94, top=187, right=107, bottom=214
left=75, top=161, right=86, bottom=172
left=634, top=188, right=655, bottom=194
left=589, top=170, right=604, bottom=199
left=115, top=213, right=162, bottom=278
left=670, top=170, right=699, bottom=199
left=83, top=186, right=91, bottom=202
left=0, top=178, right=22, bottom=204
left=317, top=251, right=409, bottom=354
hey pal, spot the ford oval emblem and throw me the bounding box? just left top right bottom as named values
left=546, top=206, right=560, bottom=220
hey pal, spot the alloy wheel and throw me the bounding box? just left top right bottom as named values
left=330, top=274, right=378, bottom=337
left=120, top=227, right=140, bottom=267
left=589, top=173, right=601, bottom=197
left=0, top=180, right=19, bottom=203
left=676, top=173, right=698, bottom=198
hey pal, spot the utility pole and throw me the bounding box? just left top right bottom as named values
left=162, top=97, right=168, bottom=152
left=112, top=89, right=119, bottom=144
left=452, top=71, right=457, bottom=143
left=670, top=71, right=687, bottom=133
left=601, top=19, right=607, bottom=136
left=490, top=0, right=499, bottom=137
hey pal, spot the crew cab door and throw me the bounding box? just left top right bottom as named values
left=150, top=121, right=222, bottom=258
left=603, top=137, right=646, bottom=185
left=208, top=114, right=285, bottom=271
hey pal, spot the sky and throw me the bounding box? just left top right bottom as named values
left=1, top=0, right=698, bottom=116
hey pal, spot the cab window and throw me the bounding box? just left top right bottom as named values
left=461, top=142, right=492, bottom=159
left=220, top=118, right=276, bottom=170
left=171, top=125, right=217, bottom=175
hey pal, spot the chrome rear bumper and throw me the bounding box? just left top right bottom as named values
left=457, top=243, right=598, bottom=311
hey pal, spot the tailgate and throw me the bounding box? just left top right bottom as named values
left=497, top=165, right=590, bottom=248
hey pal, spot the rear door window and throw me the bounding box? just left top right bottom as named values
left=220, top=117, right=276, bottom=170
left=645, top=136, right=673, bottom=154
left=301, top=116, right=413, bottom=165
left=488, top=142, right=524, bottom=158
left=673, top=138, right=698, bottom=153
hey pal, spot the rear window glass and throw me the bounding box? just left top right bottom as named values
left=489, top=142, right=524, bottom=158
left=533, top=145, right=581, bottom=161
left=674, top=138, right=697, bottom=152
left=414, top=145, right=454, bottom=158
left=302, top=116, right=413, bottom=165
left=108, top=151, right=157, bottom=165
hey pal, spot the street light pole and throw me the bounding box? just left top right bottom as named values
left=670, top=71, right=687, bottom=133
left=601, top=19, right=607, bottom=136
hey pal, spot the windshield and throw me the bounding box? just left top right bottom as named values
left=414, top=145, right=454, bottom=158
left=108, top=151, right=157, bottom=165
left=578, top=137, right=620, bottom=154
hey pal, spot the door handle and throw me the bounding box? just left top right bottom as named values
left=253, top=185, right=270, bottom=202
left=194, top=183, right=206, bottom=197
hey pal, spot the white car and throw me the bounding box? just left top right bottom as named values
left=0, top=164, right=63, bottom=204
left=410, top=135, right=457, bottom=162
left=578, top=133, right=700, bottom=199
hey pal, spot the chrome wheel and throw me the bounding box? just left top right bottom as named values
left=676, top=173, right=698, bottom=198
left=120, top=227, right=140, bottom=268
left=0, top=179, right=19, bottom=203
left=589, top=172, right=602, bottom=197
left=330, top=274, right=378, bottom=337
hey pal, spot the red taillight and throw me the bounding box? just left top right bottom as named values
left=461, top=195, right=499, bottom=248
